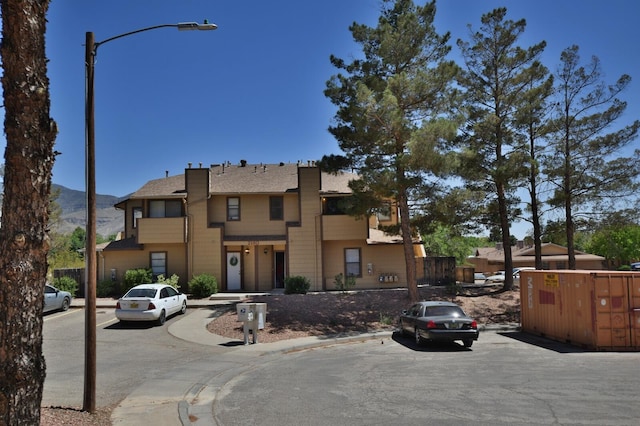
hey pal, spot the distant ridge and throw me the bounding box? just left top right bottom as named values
left=51, top=184, right=128, bottom=237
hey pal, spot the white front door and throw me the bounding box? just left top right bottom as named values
left=227, top=252, right=241, bottom=290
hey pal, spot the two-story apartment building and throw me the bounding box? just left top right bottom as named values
left=101, top=162, right=426, bottom=292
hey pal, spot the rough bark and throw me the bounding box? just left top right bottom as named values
left=0, top=0, right=56, bottom=424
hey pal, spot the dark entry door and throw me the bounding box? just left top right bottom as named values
left=275, top=251, right=285, bottom=288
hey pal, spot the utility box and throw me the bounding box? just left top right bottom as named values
left=520, top=270, right=640, bottom=351
left=236, top=302, right=267, bottom=344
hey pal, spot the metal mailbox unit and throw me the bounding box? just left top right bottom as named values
left=520, top=270, right=640, bottom=350
left=236, top=302, right=267, bottom=345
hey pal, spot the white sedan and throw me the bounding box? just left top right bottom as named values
left=115, top=284, right=187, bottom=325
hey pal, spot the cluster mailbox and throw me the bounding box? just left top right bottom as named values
left=236, top=302, right=267, bottom=345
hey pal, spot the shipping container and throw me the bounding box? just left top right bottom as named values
left=520, top=270, right=640, bottom=351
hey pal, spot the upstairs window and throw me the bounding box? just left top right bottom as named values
left=132, top=207, right=142, bottom=228
left=377, top=203, right=392, bottom=221
left=149, top=200, right=182, bottom=218
left=270, top=196, right=284, bottom=221
left=227, top=197, right=240, bottom=221
left=323, top=196, right=350, bottom=215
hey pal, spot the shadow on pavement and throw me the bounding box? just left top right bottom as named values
left=391, top=331, right=473, bottom=352
left=498, top=331, right=590, bottom=353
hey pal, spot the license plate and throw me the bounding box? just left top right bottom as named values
left=130, top=302, right=138, bottom=309
left=448, top=322, right=459, bottom=329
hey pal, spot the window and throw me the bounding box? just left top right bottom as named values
left=270, top=196, right=284, bottom=220
left=150, top=252, right=167, bottom=278
left=227, top=197, right=240, bottom=221
left=323, top=196, right=350, bottom=215
left=377, top=203, right=392, bottom=221
left=345, top=248, right=361, bottom=277
left=132, top=207, right=142, bottom=228
left=149, top=200, right=182, bottom=218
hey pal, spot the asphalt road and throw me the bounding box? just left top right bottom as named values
left=43, top=308, right=640, bottom=425
left=41, top=307, right=213, bottom=408
left=214, top=331, right=640, bottom=425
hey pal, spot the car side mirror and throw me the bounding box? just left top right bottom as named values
left=401, top=310, right=408, bottom=315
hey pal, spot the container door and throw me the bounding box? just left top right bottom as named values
left=630, top=275, right=640, bottom=348
left=594, top=274, right=631, bottom=349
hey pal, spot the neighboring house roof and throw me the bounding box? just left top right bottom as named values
left=473, top=242, right=605, bottom=263
left=103, top=237, right=143, bottom=251
left=124, top=163, right=357, bottom=199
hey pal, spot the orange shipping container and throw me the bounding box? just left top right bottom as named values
left=520, top=270, right=640, bottom=351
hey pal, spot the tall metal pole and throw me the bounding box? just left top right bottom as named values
left=81, top=21, right=216, bottom=414
left=83, top=31, right=97, bottom=413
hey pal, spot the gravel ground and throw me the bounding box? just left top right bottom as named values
left=207, top=285, right=521, bottom=343
left=41, top=285, right=520, bottom=424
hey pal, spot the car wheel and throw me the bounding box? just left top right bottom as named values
left=180, top=300, right=187, bottom=315
left=157, top=310, right=166, bottom=326
left=463, top=339, right=473, bottom=348
left=61, top=297, right=70, bottom=311
left=414, top=328, right=422, bottom=345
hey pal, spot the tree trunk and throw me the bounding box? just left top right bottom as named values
left=0, top=0, right=55, bottom=424
left=398, top=191, right=418, bottom=302
left=497, top=182, right=514, bottom=291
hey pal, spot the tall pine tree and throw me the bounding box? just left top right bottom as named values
left=0, top=0, right=56, bottom=423
left=456, top=8, right=547, bottom=290
left=544, top=45, right=640, bottom=269
left=322, top=0, right=458, bottom=301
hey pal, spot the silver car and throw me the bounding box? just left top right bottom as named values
left=44, top=284, right=72, bottom=313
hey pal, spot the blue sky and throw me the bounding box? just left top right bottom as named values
left=2, top=1, right=639, bottom=238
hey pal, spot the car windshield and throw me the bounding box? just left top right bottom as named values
left=125, top=288, right=157, bottom=298
left=424, top=306, right=465, bottom=318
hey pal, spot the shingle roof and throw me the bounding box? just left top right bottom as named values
left=130, top=174, right=186, bottom=199
left=128, top=163, right=357, bottom=198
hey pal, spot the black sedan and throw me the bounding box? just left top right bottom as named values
left=399, top=301, right=479, bottom=347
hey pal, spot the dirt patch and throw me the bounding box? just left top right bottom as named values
left=207, top=285, right=521, bottom=344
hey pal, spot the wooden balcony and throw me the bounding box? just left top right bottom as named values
left=137, top=217, right=187, bottom=244
left=321, top=215, right=368, bottom=241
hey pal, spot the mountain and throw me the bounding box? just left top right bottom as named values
left=51, top=184, right=127, bottom=237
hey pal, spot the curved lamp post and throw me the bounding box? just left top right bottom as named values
left=84, top=21, right=217, bottom=413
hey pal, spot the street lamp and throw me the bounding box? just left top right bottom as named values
left=84, top=20, right=216, bottom=413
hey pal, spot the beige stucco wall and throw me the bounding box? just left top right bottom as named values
left=288, top=167, right=323, bottom=291
left=187, top=168, right=223, bottom=286
left=208, top=193, right=299, bottom=235
left=102, top=243, right=186, bottom=286
left=322, top=240, right=408, bottom=290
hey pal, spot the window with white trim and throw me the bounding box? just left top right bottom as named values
left=345, top=248, right=361, bottom=278
left=227, top=197, right=240, bottom=221
left=150, top=252, right=167, bottom=279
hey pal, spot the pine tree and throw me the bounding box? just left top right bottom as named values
left=0, top=0, right=56, bottom=423
left=456, top=8, right=547, bottom=290
left=544, top=45, right=640, bottom=269
left=322, top=0, right=458, bottom=301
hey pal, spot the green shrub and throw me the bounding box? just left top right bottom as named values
left=97, top=280, right=119, bottom=298
left=334, top=273, right=356, bottom=293
left=188, top=274, right=218, bottom=299
left=53, top=276, right=78, bottom=296
left=284, top=276, right=310, bottom=294
left=156, top=273, right=180, bottom=289
left=122, top=268, right=152, bottom=292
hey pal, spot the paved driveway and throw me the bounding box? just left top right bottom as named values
left=213, top=331, right=640, bottom=425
